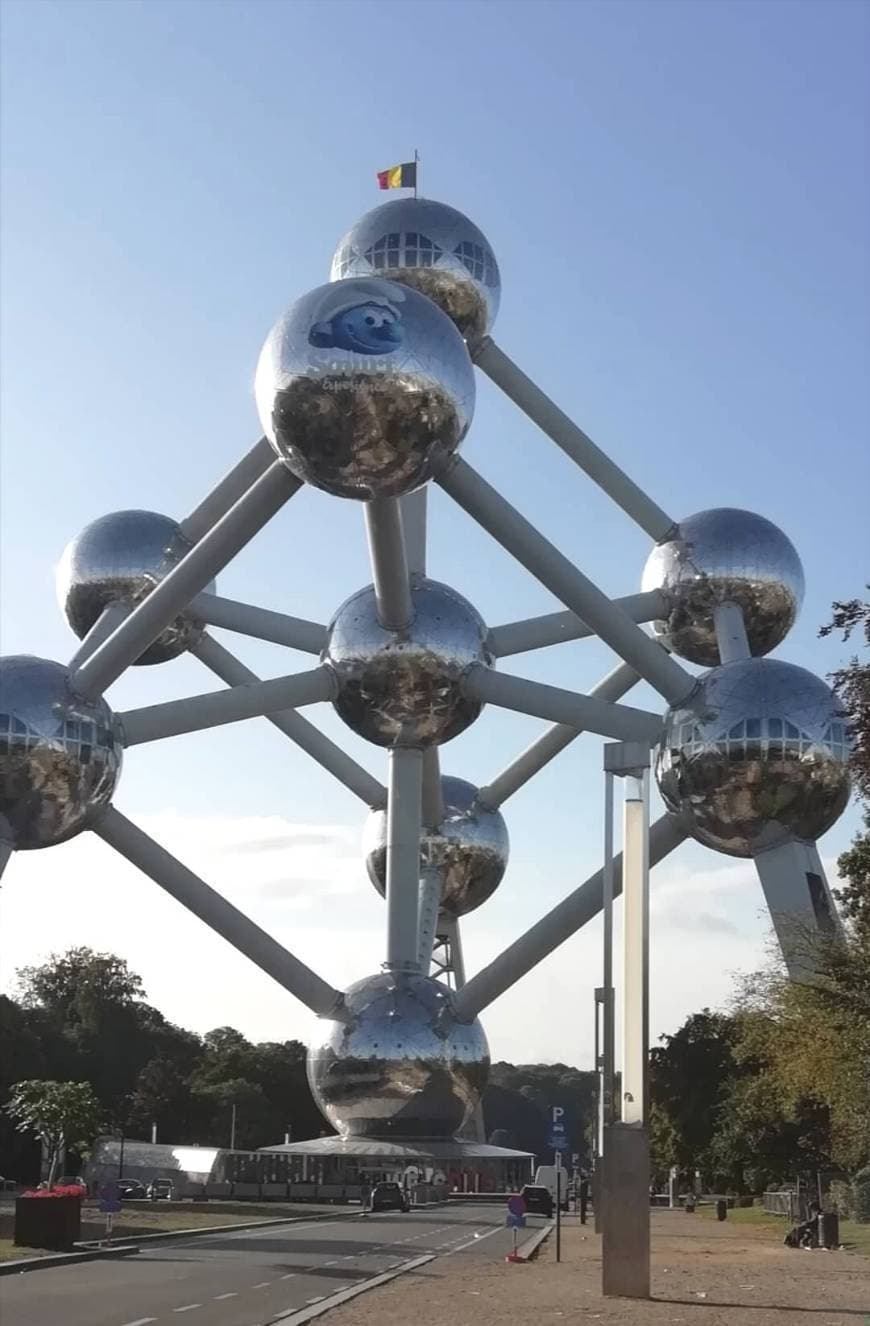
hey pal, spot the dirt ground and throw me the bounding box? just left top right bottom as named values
left=327, top=1210, right=870, bottom=1326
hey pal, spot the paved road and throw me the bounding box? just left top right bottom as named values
left=1, top=1202, right=528, bottom=1326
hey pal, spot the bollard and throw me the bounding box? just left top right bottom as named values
left=684, top=1196, right=695, bottom=1213
left=716, top=1199, right=727, bottom=1222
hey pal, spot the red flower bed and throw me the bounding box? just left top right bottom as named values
left=21, top=1184, right=85, bottom=1198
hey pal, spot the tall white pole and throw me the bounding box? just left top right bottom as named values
left=621, top=769, right=650, bottom=1126
left=385, top=749, right=424, bottom=971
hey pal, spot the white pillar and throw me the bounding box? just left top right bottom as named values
left=621, top=769, right=650, bottom=1126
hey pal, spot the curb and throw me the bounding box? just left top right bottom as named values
left=0, top=1245, right=140, bottom=1277
left=516, top=1220, right=554, bottom=1261
left=81, top=1207, right=361, bottom=1250
left=265, top=1253, right=435, bottom=1325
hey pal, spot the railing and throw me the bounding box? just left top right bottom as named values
left=764, top=1190, right=797, bottom=1221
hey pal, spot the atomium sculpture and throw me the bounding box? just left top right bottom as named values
left=0, top=194, right=850, bottom=1164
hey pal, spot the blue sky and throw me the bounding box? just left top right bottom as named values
left=1, top=0, right=868, bottom=1064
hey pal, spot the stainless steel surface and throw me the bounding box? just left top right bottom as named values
left=642, top=507, right=805, bottom=665
left=331, top=197, right=500, bottom=343
left=255, top=277, right=475, bottom=499
left=323, top=575, right=492, bottom=747
left=72, top=462, right=301, bottom=697
left=95, top=806, right=343, bottom=1018
left=0, top=655, right=121, bottom=848
left=437, top=456, right=695, bottom=705
left=656, top=657, right=850, bottom=857
left=364, top=775, right=510, bottom=917
left=57, top=510, right=213, bottom=665
left=307, top=970, right=489, bottom=1139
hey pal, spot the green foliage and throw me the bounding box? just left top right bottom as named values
left=485, top=1061, right=596, bottom=1160
left=853, top=1167, right=870, bottom=1223
left=6, top=1080, right=102, bottom=1185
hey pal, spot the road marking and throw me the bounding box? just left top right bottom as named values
left=306, top=1295, right=325, bottom=1304
left=448, top=1225, right=502, bottom=1254
left=252, top=1280, right=272, bottom=1288
left=122, top=1319, right=157, bottom=1326
left=173, top=1309, right=202, bottom=1315
left=214, top=1293, right=237, bottom=1300
left=321, top=1259, right=338, bottom=1266
left=281, top=1272, right=296, bottom=1279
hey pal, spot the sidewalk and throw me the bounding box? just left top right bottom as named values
left=322, top=1210, right=870, bottom=1325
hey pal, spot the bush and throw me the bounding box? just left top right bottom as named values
left=852, top=1167, right=870, bottom=1223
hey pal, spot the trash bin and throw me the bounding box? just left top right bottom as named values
left=716, top=1199, right=727, bottom=1221
left=818, top=1211, right=839, bottom=1249
left=684, top=1197, right=695, bottom=1213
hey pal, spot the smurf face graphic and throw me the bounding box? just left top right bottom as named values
left=308, top=282, right=405, bottom=355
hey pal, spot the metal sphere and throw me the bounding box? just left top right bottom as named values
left=363, top=776, right=509, bottom=915
left=323, top=577, right=492, bottom=748
left=57, top=510, right=212, bottom=665
left=0, top=656, right=121, bottom=850
left=330, top=198, right=500, bottom=344
left=307, top=971, right=490, bottom=1140
left=255, top=277, right=475, bottom=500
left=641, top=508, right=804, bottom=666
left=656, top=658, right=850, bottom=858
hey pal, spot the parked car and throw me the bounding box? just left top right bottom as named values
left=118, top=1180, right=147, bottom=1200
left=520, top=1184, right=554, bottom=1218
left=147, top=1179, right=176, bottom=1201
left=370, top=1182, right=410, bottom=1213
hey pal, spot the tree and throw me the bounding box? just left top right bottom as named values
left=16, top=948, right=145, bottom=1015
left=649, top=1010, right=737, bottom=1183
left=7, top=1080, right=102, bottom=1185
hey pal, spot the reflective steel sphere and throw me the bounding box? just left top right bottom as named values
left=255, top=278, right=475, bottom=500
left=57, top=510, right=212, bottom=665
left=642, top=508, right=804, bottom=666
left=363, top=776, right=509, bottom=915
left=323, top=577, right=492, bottom=748
left=656, top=658, right=850, bottom=858
left=331, top=198, right=500, bottom=344
left=0, top=656, right=121, bottom=849
left=307, top=971, right=490, bottom=1139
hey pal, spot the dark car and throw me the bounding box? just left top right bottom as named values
left=520, top=1184, right=554, bottom=1218
left=370, top=1182, right=410, bottom=1213
left=147, top=1179, right=176, bottom=1201
left=118, top=1180, right=147, bottom=1200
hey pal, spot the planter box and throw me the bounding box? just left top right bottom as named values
left=15, top=1195, right=82, bottom=1251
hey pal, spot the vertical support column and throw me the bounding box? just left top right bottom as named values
left=713, top=601, right=751, bottom=664
left=602, top=744, right=651, bottom=1301
left=385, top=749, right=424, bottom=972
left=752, top=837, right=842, bottom=979
left=417, top=865, right=442, bottom=972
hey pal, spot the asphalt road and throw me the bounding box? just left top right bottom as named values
left=0, top=1201, right=528, bottom=1326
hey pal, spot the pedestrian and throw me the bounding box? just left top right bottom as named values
left=360, top=1176, right=370, bottom=1215
left=579, top=1173, right=589, bottom=1225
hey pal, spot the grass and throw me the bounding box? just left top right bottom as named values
left=0, top=1198, right=343, bottom=1260
left=699, top=1200, right=870, bottom=1255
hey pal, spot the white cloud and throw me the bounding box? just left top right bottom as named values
left=0, top=811, right=839, bottom=1067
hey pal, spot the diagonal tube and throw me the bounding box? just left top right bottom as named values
left=67, top=602, right=132, bottom=671
left=93, top=806, right=344, bottom=1018
left=364, top=498, right=413, bottom=630
left=399, top=488, right=427, bottom=576
left=436, top=457, right=694, bottom=706
left=479, top=662, right=640, bottom=807
left=473, top=337, right=674, bottom=541
left=489, top=590, right=666, bottom=658
left=119, top=666, right=335, bottom=746
left=72, top=462, right=302, bottom=698
left=452, top=813, right=688, bottom=1021
left=180, top=437, right=276, bottom=543
left=0, top=839, right=13, bottom=881
left=189, top=592, right=327, bottom=654
left=191, top=634, right=386, bottom=808
left=464, top=667, right=663, bottom=743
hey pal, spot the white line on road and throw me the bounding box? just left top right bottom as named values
left=122, top=1318, right=157, bottom=1326
left=281, top=1272, right=296, bottom=1279
left=448, top=1226, right=502, bottom=1254
left=252, top=1280, right=272, bottom=1288
left=306, top=1296, right=325, bottom=1304
left=173, top=1308, right=202, bottom=1315
left=213, top=1293, right=237, bottom=1300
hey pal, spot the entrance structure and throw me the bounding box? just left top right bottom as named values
left=0, top=195, right=850, bottom=1295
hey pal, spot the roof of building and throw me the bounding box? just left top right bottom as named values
left=259, top=1136, right=534, bottom=1160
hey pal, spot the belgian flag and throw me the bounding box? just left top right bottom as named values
left=377, top=161, right=417, bottom=191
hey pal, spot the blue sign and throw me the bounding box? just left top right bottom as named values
left=548, top=1130, right=567, bottom=1151
left=98, top=1182, right=122, bottom=1214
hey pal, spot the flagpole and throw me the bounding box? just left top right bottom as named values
left=414, top=149, right=420, bottom=199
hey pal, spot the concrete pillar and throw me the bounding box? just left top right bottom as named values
left=601, top=1124, right=651, bottom=1299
